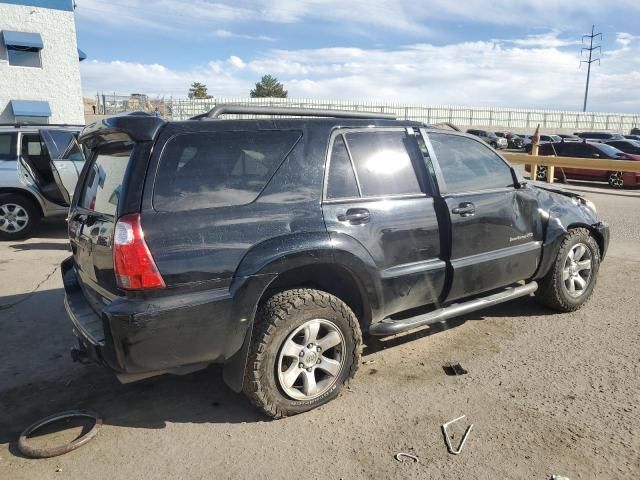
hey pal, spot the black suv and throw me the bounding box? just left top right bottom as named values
left=62, top=106, right=609, bottom=418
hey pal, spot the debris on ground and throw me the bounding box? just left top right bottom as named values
left=550, top=475, right=570, bottom=480
left=363, top=360, right=376, bottom=365
left=18, top=410, right=102, bottom=458
left=442, top=415, right=474, bottom=455
left=394, top=452, right=419, bottom=463
left=443, top=363, right=468, bottom=376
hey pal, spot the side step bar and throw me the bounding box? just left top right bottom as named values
left=369, top=282, right=538, bottom=336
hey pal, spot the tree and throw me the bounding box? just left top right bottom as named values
left=188, top=82, right=210, bottom=99
left=250, top=75, right=288, bottom=98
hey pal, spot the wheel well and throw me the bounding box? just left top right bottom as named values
left=0, top=188, right=44, bottom=217
left=259, top=264, right=369, bottom=328
left=568, top=223, right=604, bottom=256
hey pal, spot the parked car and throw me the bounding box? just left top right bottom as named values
left=520, top=134, right=533, bottom=148
left=526, top=141, right=640, bottom=188
left=605, top=139, right=640, bottom=156
left=495, top=131, right=523, bottom=149
left=558, top=134, right=580, bottom=142
left=540, top=134, right=562, bottom=143
left=62, top=107, right=608, bottom=418
left=631, top=128, right=640, bottom=136
left=466, top=129, right=508, bottom=149
left=0, top=124, right=84, bottom=239
left=575, top=132, right=626, bottom=142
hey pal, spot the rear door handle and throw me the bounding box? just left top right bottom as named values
left=338, top=208, right=371, bottom=224
left=451, top=202, right=475, bottom=217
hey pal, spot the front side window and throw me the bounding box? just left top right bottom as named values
left=78, top=143, right=134, bottom=216
left=428, top=133, right=514, bottom=193
left=154, top=130, right=301, bottom=211
left=343, top=131, right=422, bottom=197
left=7, top=47, right=41, bottom=68
left=0, top=133, right=17, bottom=160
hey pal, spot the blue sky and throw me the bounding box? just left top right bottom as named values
left=75, top=0, right=640, bottom=112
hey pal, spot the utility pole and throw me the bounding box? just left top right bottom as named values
left=581, top=25, right=602, bottom=112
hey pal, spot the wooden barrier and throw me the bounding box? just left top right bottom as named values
left=503, top=153, right=640, bottom=184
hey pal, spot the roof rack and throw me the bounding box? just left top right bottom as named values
left=191, top=104, right=396, bottom=121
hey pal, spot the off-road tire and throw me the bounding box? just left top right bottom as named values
left=243, top=288, right=361, bottom=418
left=0, top=193, right=41, bottom=241
left=535, top=228, right=600, bottom=312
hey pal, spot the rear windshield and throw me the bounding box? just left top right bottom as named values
left=153, top=130, right=301, bottom=211
left=78, top=142, right=134, bottom=215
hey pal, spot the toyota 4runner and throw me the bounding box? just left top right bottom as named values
left=62, top=106, right=609, bottom=418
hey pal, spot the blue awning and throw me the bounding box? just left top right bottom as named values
left=2, top=31, right=44, bottom=50
left=78, top=48, right=87, bottom=61
left=10, top=100, right=51, bottom=117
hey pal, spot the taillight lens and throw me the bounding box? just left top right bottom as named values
left=113, top=213, right=165, bottom=290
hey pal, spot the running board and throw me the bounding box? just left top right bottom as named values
left=369, top=282, right=538, bottom=336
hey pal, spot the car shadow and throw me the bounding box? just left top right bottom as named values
left=0, top=286, right=556, bottom=451
left=10, top=242, right=70, bottom=252
left=363, top=296, right=555, bottom=354
left=34, top=219, right=69, bottom=239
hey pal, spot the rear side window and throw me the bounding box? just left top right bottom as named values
left=0, top=133, right=17, bottom=160
left=78, top=143, right=134, bottom=215
left=429, top=133, right=514, bottom=193
left=154, top=130, right=301, bottom=211
left=344, top=131, right=422, bottom=197
left=326, top=135, right=359, bottom=199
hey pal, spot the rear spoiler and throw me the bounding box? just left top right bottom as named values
left=79, top=111, right=166, bottom=148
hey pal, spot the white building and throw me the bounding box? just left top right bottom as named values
left=0, top=0, right=84, bottom=124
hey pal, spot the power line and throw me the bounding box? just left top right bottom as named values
left=581, top=24, right=602, bottom=112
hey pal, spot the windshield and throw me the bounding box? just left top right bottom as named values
left=486, top=131, right=498, bottom=138
left=594, top=143, right=627, bottom=157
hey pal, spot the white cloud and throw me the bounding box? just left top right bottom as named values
left=212, top=29, right=275, bottom=41
left=81, top=33, right=640, bottom=112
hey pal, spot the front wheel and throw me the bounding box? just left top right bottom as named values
left=535, top=228, right=600, bottom=312
left=0, top=194, right=41, bottom=241
left=243, top=289, right=361, bottom=418
left=608, top=171, right=624, bottom=189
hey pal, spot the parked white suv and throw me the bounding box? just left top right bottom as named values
left=0, top=124, right=84, bottom=239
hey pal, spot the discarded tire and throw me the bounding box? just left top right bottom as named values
left=18, top=410, right=101, bottom=458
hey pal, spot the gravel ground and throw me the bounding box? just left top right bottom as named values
left=0, top=179, right=638, bottom=480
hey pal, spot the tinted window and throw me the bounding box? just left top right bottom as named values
left=344, top=131, right=422, bottom=197
left=0, top=133, right=17, bottom=160
left=7, top=47, right=41, bottom=68
left=562, top=143, right=592, bottom=157
left=79, top=144, right=133, bottom=215
left=154, top=130, right=301, bottom=211
left=429, top=133, right=514, bottom=193
left=594, top=143, right=626, bottom=157
left=326, top=135, right=359, bottom=199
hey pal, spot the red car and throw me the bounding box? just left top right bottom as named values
left=524, top=141, right=640, bottom=188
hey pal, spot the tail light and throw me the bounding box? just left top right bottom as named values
left=113, top=213, right=165, bottom=290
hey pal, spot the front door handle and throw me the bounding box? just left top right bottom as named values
left=338, top=208, right=371, bottom=224
left=451, top=202, right=475, bottom=217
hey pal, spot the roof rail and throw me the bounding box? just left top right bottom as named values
left=0, top=123, right=84, bottom=128
left=191, top=104, right=396, bottom=120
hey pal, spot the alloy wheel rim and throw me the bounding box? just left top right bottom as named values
left=276, top=318, right=345, bottom=401
left=562, top=243, right=593, bottom=298
left=0, top=203, right=29, bottom=233
left=536, top=166, right=548, bottom=181
left=608, top=171, right=623, bottom=188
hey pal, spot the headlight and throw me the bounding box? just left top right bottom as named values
left=582, top=198, right=597, bottom=214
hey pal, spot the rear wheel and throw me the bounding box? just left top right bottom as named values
left=0, top=194, right=41, bottom=241
left=535, top=228, right=600, bottom=312
left=243, top=288, right=361, bottom=418
left=608, top=171, right=624, bottom=189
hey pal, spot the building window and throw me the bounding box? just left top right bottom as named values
left=7, top=47, right=42, bottom=68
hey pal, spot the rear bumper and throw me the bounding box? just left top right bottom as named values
left=61, top=256, right=248, bottom=378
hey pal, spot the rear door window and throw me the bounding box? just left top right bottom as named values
left=78, top=143, right=134, bottom=215
left=153, top=130, right=301, bottom=211
left=325, top=134, right=359, bottom=199
left=343, top=131, right=422, bottom=197
left=0, top=133, right=17, bottom=160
